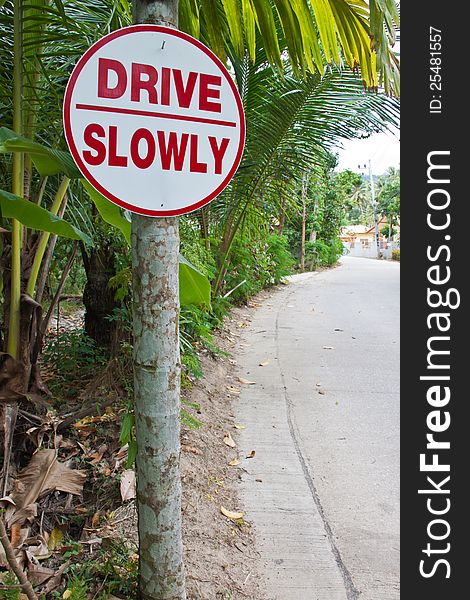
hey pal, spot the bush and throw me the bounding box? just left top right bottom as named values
left=223, top=233, right=294, bottom=303
left=391, top=249, right=400, bottom=261
left=305, top=237, right=344, bottom=270
left=44, top=330, right=108, bottom=380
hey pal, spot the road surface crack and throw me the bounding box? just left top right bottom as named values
left=275, top=280, right=360, bottom=600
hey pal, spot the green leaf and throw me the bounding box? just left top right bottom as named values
left=0, top=188, right=91, bottom=244
left=221, top=0, right=244, bottom=56
left=119, top=412, right=135, bottom=445
left=242, top=0, right=257, bottom=62
left=181, top=408, right=203, bottom=429
left=200, top=0, right=227, bottom=60
left=251, top=0, right=282, bottom=70
left=81, top=180, right=131, bottom=245
left=179, top=0, right=200, bottom=38
left=126, top=440, right=138, bottom=468
left=0, top=127, right=82, bottom=178
left=179, top=255, right=211, bottom=308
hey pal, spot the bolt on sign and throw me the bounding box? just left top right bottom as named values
left=64, top=25, right=245, bottom=216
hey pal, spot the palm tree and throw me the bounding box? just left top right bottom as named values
left=347, top=179, right=374, bottom=224
left=180, top=0, right=400, bottom=96
left=0, top=2, right=400, bottom=596
left=208, top=50, right=399, bottom=293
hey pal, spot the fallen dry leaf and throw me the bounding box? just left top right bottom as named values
left=28, top=534, right=50, bottom=560
left=246, top=450, right=256, bottom=459
left=10, top=523, right=25, bottom=548
left=26, top=555, right=55, bottom=587
left=120, top=469, right=136, bottom=502
left=40, top=564, right=66, bottom=595
left=182, top=445, right=202, bottom=455
left=114, top=444, right=129, bottom=462
left=223, top=433, right=236, bottom=448
left=238, top=377, right=256, bottom=385
left=4, top=449, right=85, bottom=529
left=220, top=506, right=245, bottom=521
left=91, top=511, right=105, bottom=528
left=234, top=424, right=245, bottom=430
left=259, top=360, right=270, bottom=367
left=228, top=458, right=240, bottom=467
left=226, top=386, right=241, bottom=395
left=88, top=444, right=107, bottom=465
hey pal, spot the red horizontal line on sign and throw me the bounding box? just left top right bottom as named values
left=75, top=104, right=237, bottom=127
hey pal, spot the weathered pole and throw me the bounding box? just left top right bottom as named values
left=131, top=2, right=186, bottom=599
left=300, top=172, right=307, bottom=271
left=368, top=159, right=380, bottom=259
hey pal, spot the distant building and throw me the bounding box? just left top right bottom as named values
left=340, top=217, right=399, bottom=258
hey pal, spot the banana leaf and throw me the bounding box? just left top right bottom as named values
left=0, top=127, right=82, bottom=179
left=0, top=189, right=91, bottom=244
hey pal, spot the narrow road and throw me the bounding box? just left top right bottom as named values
left=235, top=256, right=399, bottom=600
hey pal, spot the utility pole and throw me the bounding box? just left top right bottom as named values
left=358, top=161, right=381, bottom=259
left=368, top=160, right=381, bottom=259
left=131, top=2, right=186, bottom=599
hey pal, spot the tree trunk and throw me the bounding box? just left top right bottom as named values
left=300, top=174, right=307, bottom=271
left=196, top=206, right=211, bottom=250
left=82, top=245, right=118, bottom=348
left=132, top=2, right=186, bottom=599
left=132, top=216, right=185, bottom=600
left=278, top=194, right=286, bottom=235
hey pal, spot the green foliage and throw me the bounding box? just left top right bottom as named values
left=266, top=234, right=296, bottom=283
left=180, top=305, right=221, bottom=363
left=181, top=404, right=203, bottom=430
left=54, top=542, right=139, bottom=600
left=179, top=256, right=212, bottom=308
left=43, top=329, right=108, bottom=387
left=82, top=180, right=131, bottom=245
left=305, top=238, right=344, bottom=269
left=119, top=409, right=137, bottom=467
left=61, top=575, right=89, bottom=600
left=223, top=233, right=293, bottom=302
left=0, top=188, right=91, bottom=244
left=48, top=239, right=87, bottom=296
left=179, top=218, right=217, bottom=280
left=392, top=249, right=400, bottom=261
left=377, top=167, right=400, bottom=221
left=0, top=571, right=20, bottom=600
left=179, top=0, right=400, bottom=95
left=0, top=126, right=81, bottom=178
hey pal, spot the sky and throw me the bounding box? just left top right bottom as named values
left=334, top=126, right=400, bottom=176
left=334, top=30, right=400, bottom=178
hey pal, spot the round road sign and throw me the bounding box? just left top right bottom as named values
left=64, top=25, right=245, bottom=216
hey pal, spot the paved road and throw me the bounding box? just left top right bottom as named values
left=235, top=257, right=399, bottom=600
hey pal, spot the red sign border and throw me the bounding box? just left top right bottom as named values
left=63, top=25, right=246, bottom=217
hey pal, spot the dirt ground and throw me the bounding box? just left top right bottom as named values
left=1, top=294, right=275, bottom=599
left=111, top=295, right=274, bottom=600
left=179, top=297, right=274, bottom=600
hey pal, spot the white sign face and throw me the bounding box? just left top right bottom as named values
left=64, top=25, right=245, bottom=216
